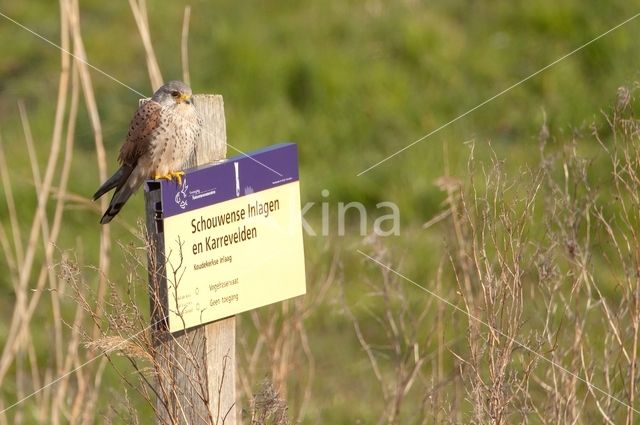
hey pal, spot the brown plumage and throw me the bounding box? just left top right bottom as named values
left=93, top=81, right=202, bottom=224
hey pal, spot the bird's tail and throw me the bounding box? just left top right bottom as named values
left=100, top=177, right=139, bottom=224
left=93, top=166, right=127, bottom=201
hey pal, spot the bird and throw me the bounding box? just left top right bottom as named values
left=93, top=80, right=202, bottom=224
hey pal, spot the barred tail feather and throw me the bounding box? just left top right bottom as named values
left=100, top=166, right=145, bottom=224
left=100, top=182, right=138, bottom=224
left=95, top=165, right=142, bottom=224
left=93, top=166, right=128, bottom=201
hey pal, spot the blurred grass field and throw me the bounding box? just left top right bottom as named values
left=2, top=0, right=640, bottom=423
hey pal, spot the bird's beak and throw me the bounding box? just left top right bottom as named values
left=180, top=93, right=192, bottom=104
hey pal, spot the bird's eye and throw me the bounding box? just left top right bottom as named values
left=171, top=90, right=180, bottom=97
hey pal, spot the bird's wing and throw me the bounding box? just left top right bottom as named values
left=117, top=100, right=163, bottom=166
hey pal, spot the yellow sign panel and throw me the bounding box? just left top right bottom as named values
left=163, top=182, right=306, bottom=332
left=158, top=144, right=306, bottom=332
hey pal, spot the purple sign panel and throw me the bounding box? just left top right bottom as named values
left=146, top=143, right=299, bottom=219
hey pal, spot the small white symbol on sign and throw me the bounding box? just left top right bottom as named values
left=234, top=162, right=240, bottom=197
left=175, top=178, right=189, bottom=209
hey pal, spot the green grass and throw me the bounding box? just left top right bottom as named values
left=2, top=0, right=640, bottom=423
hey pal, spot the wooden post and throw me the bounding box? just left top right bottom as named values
left=145, top=94, right=236, bottom=425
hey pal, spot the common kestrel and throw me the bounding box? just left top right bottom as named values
left=93, top=81, right=202, bottom=224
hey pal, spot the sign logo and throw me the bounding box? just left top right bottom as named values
left=175, top=178, right=189, bottom=210
left=156, top=143, right=306, bottom=333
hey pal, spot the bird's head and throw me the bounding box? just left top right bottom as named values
left=152, top=80, right=194, bottom=106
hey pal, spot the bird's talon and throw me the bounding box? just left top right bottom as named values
left=154, top=171, right=185, bottom=186
left=172, top=171, right=185, bottom=186
left=94, top=81, right=198, bottom=224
